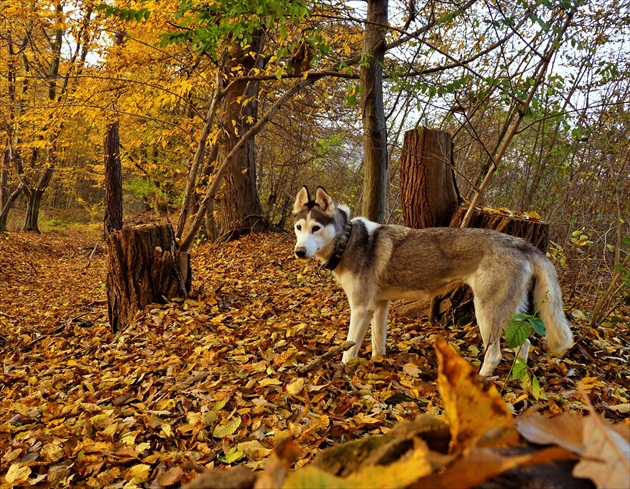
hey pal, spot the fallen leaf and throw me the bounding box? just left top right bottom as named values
left=213, top=416, right=242, bottom=439
left=157, top=466, right=184, bottom=486
left=572, top=415, right=630, bottom=488
left=286, top=377, right=305, bottom=396
left=238, top=440, right=273, bottom=461
left=410, top=445, right=575, bottom=489
left=5, top=463, right=31, bottom=485
left=435, top=337, right=518, bottom=453
left=516, top=412, right=586, bottom=454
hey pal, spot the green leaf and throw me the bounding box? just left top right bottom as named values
left=531, top=375, right=541, bottom=400
left=528, top=317, right=546, bottom=336
left=223, top=446, right=243, bottom=464
left=213, top=416, right=242, bottom=438
left=512, top=358, right=529, bottom=380
left=505, top=320, right=532, bottom=349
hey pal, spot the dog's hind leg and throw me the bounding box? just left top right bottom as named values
left=371, top=300, right=390, bottom=358
left=476, top=300, right=504, bottom=377
left=342, top=300, right=376, bottom=363
left=475, top=265, right=533, bottom=376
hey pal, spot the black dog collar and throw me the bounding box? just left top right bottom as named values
left=322, top=221, right=353, bottom=271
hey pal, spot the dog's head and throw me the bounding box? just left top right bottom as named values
left=292, top=186, right=339, bottom=259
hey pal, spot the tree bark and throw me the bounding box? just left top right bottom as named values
left=106, top=224, right=191, bottom=332
left=216, top=36, right=265, bottom=240
left=104, top=121, right=123, bottom=240
left=22, top=166, right=53, bottom=233
left=450, top=205, right=549, bottom=252
left=400, top=128, right=459, bottom=228
left=360, top=0, right=389, bottom=223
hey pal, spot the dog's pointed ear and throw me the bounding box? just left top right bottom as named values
left=293, top=186, right=310, bottom=214
left=315, top=186, right=334, bottom=213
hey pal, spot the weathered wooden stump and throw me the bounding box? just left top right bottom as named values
left=107, top=223, right=191, bottom=332
left=450, top=205, right=549, bottom=252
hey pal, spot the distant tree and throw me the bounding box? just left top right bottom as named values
left=360, top=0, right=388, bottom=223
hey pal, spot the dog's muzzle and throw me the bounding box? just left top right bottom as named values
left=294, top=247, right=307, bottom=258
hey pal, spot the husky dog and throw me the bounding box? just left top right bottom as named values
left=292, top=186, right=573, bottom=376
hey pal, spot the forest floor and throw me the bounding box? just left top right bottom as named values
left=0, top=225, right=628, bottom=488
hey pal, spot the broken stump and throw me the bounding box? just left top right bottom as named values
left=107, top=223, right=191, bottom=332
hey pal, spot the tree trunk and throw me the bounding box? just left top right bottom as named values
left=22, top=167, right=53, bottom=233
left=400, top=128, right=459, bottom=228
left=106, top=224, right=191, bottom=332
left=216, top=36, right=265, bottom=240
left=104, top=121, right=123, bottom=240
left=360, top=0, right=388, bottom=223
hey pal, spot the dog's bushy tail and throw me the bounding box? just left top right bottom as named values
left=531, top=252, right=573, bottom=354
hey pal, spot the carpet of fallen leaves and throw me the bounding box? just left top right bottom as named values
left=1, top=228, right=628, bottom=488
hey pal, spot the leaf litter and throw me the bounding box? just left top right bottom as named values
left=0, top=230, right=628, bottom=488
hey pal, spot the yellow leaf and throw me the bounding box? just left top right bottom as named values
left=160, top=423, right=174, bottom=438
left=259, top=378, right=283, bottom=387
left=40, top=442, right=65, bottom=462
left=435, top=337, right=517, bottom=453
left=126, top=463, right=151, bottom=483
left=213, top=416, right=242, bottom=438
left=5, top=463, right=31, bottom=484
left=238, top=440, right=273, bottom=461
left=286, top=378, right=305, bottom=396
left=283, top=443, right=434, bottom=488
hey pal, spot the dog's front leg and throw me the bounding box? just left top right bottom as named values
left=371, top=300, right=390, bottom=358
left=342, top=303, right=374, bottom=363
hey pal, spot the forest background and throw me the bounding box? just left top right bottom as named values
left=1, top=0, right=628, bottom=251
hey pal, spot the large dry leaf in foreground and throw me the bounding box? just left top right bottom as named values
left=435, top=336, right=518, bottom=453
left=517, top=410, right=630, bottom=489
left=408, top=445, right=575, bottom=489
left=516, top=412, right=586, bottom=453
left=572, top=415, right=630, bottom=489
left=282, top=441, right=435, bottom=489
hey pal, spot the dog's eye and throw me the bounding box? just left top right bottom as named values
left=312, top=225, right=320, bottom=232
left=296, top=224, right=302, bottom=231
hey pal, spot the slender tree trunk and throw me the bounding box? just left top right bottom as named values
left=104, top=121, right=123, bottom=239
left=22, top=167, right=53, bottom=233
left=216, top=36, right=265, bottom=240
left=360, top=0, right=388, bottom=223
left=0, top=170, right=22, bottom=232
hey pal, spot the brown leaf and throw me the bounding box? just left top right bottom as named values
left=516, top=412, right=586, bottom=454
left=157, top=465, right=184, bottom=486
left=572, top=415, right=630, bottom=488
left=435, top=336, right=518, bottom=453
left=410, top=445, right=575, bottom=489
left=254, top=437, right=302, bottom=489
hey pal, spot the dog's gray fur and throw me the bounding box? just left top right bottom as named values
left=293, top=186, right=573, bottom=376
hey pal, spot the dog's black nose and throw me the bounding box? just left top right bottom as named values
left=295, top=248, right=306, bottom=258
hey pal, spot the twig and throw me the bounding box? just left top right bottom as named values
left=298, top=341, right=355, bottom=375
left=84, top=243, right=99, bottom=270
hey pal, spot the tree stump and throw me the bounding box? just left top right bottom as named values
left=107, top=224, right=191, bottom=332
left=450, top=205, right=549, bottom=252
left=400, top=128, right=459, bottom=228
